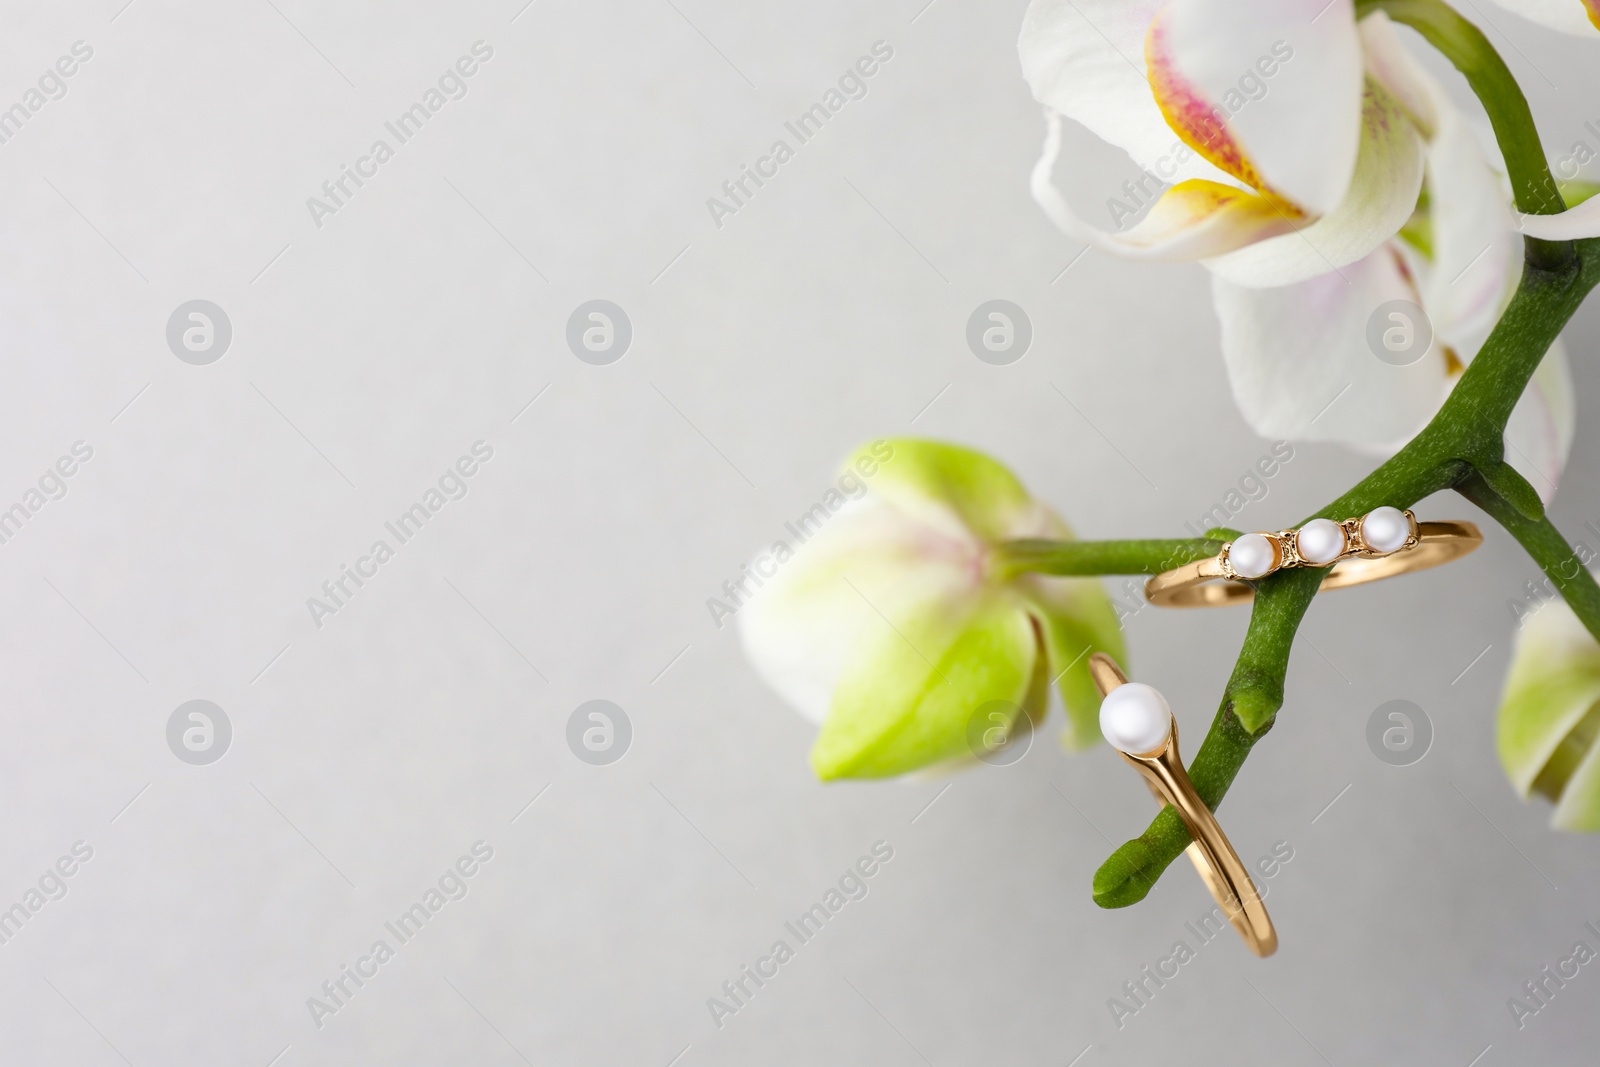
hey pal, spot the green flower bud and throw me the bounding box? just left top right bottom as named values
left=1499, top=576, right=1600, bottom=830
left=738, top=438, right=1125, bottom=780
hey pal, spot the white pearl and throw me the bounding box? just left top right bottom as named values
left=1228, top=533, right=1278, bottom=579
left=1295, top=518, right=1347, bottom=565
left=1099, top=682, right=1173, bottom=754
left=1361, top=506, right=1410, bottom=553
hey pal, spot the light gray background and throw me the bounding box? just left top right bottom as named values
left=0, top=1, right=1596, bottom=1064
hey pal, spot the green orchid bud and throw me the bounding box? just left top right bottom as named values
left=1498, top=575, right=1600, bottom=830
left=738, top=438, right=1125, bottom=780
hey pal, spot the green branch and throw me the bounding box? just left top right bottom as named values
left=1093, top=566, right=1319, bottom=906
left=1458, top=471, right=1600, bottom=644
left=989, top=236, right=1599, bottom=907
left=983, top=0, right=1592, bottom=915
left=998, top=0, right=1594, bottom=909
left=1086, top=241, right=1600, bottom=906
left=994, top=538, right=1224, bottom=578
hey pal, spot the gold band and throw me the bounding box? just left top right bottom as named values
left=1146, top=513, right=1481, bottom=608
left=1089, top=653, right=1277, bottom=957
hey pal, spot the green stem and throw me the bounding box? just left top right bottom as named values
left=1093, top=567, right=1319, bottom=905
left=994, top=538, right=1224, bottom=578
left=1002, top=1, right=1592, bottom=912
left=1080, top=239, right=1600, bottom=908
left=1458, top=472, right=1600, bottom=644
left=1355, top=0, right=1571, bottom=270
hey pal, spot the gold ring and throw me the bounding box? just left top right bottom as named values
left=1090, top=653, right=1277, bottom=957
left=1145, top=507, right=1481, bottom=608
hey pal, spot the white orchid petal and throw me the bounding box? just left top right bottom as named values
left=1422, top=116, right=1521, bottom=353
left=737, top=496, right=983, bottom=725
left=1204, top=79, right=1426, bottom=286
left=1485, top=0, right=1600, bottom=36
left=1521, top=196, right=1600, bottom=240
left=1212, top=246, right=1454, bottom=446
left=1357, top=12, right=1438, bottom=133
left=1503, top=339, right=1576, bottom=504
left=1151, top=0, right=1364, bottom=215
left=1032, top=111, right=1299, bottom=261
left=1360, top=13, right=1520, bottom=354
left=1020, top=0, right=1229, bottom=185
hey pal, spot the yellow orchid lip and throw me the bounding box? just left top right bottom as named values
left=1127, top=178, right=1302, bottom=255
left=1030, top=112, right=1301, bottom=262
left=1587, top=0, right=1600, bottom=31
left=1144, top=15, right=1305, bottom=219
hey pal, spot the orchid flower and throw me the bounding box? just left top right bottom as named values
left=1021, top=0, right=1417, bottom=271
left=1211, top=14, right=1575, bottom=500
left=1499, top=578, right=1600, bottom=831
left=737, top=440, right=1124, bottom=780
left=1021, top=0, right=1575, bottom=495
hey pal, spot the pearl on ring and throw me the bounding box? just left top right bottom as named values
left=1227, top=532, right=1279, bottom=580
left=1099, top=682, right=1174, bottom=754
left=1361, top=506, right=1411, bottom=554
left=1295, top=518, right=1347, bottom=565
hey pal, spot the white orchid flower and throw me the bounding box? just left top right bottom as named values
left=737, top=439, right=1124, bottom=780
left=1212, top=14, right=1574, bottom=499
left=1020, top=1, right=1575, bottom=496
left=1021, top=0, right=1422, bottom=275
